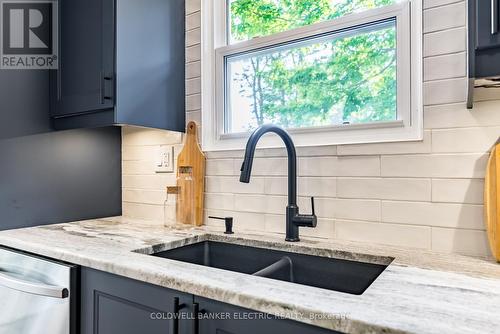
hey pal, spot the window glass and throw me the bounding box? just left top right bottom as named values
left=224, top=20, right=397, bottom=133
left=229, top=0, right=399, bottom=43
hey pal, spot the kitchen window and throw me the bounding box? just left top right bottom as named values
left=202, top=0, right=422, bottom=150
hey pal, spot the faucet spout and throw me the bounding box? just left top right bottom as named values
left=240, top=125, right=297, bottom=205
left=239, top=124, right=316, bottom=242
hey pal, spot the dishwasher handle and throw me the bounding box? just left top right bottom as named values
left=0, top=270, right=68, bottom=299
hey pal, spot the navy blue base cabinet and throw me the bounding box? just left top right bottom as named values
left=80, top=268, right=193, bottom=334
left=50, top=0, right=185, bottom=132
left=80, top=268, right=340, bottom=334
left=194, top=297, right=341, bottom=334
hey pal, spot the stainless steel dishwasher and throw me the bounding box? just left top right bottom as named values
left=0, top=246, right=77, bottom=334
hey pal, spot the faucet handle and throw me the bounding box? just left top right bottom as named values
left=311, top=197, right=316, bottom=216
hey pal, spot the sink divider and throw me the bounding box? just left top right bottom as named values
left=252, top=256, right=294, bottom=282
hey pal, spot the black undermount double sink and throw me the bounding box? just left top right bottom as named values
left=151, top=241, right=391, bottom=295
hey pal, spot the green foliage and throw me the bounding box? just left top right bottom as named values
left=227, top=0, right=398, bottom=131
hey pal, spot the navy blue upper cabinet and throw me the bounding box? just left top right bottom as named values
left=469, top=0, right=500, bottom=78
left=50, top=0, right=185, bottom=132
left=475, top=0, right=500, bottom=50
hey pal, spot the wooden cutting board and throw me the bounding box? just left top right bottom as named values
left=177, top=122, right=205, bottom=226
left=485, top=143, right=500, bottom=262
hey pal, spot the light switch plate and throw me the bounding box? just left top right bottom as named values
left=155, top=145, right=175, bottom=173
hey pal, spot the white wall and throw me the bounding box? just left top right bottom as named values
left=122, top=0, right=499, bottom=258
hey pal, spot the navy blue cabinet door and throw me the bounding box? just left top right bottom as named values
left=475, top=0, right=500, bottom=50
left=50, top=0, right=114, bottom=117
left=81, top=268, right=193, bottom=334
left=194, top=297, right=341, bottom=334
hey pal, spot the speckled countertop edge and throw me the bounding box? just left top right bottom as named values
left=0, top=216, right=499, bottom=334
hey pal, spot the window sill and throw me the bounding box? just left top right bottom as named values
left=220, top=120, right=404, bottom=140
left=203, top=120, right=422, bottom=152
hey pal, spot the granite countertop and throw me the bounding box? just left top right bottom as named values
left=0, top=216, right=499, bottom=334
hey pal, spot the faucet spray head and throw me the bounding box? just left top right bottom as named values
left=239, top=161, right=251, bottom=183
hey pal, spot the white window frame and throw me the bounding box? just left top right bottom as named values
left=201, top=0, right=422, bottom=151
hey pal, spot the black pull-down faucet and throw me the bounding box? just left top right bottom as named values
left=239, top=124, right=317, bottom=242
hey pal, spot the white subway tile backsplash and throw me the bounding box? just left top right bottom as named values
left=264, top=176, right=338, bottom=196
left=335, top=156, right=381, bottom=176
left=423, top=78, right=467, bottom=105
left=122, top=145, right=158, bottom=161
left=205, top=150, right=244, bottom=160
left=337, top=178, right=432, bottom=201
left=123, top=202, right=164, bottom=222
left=264, top=196, right=288, bottom=215
left=296, top=145, right=338, bottom=157
left=231, top=211, right=266, bottom=232
left=431, top=228, right=490, bottom=257
left=123, top=189, right=165, bottom=205
left=186, top=0, right=200, bottom=14
left=423, top=27, right=466, bottom=57
left=123, top=175, right=176, bottom=190
left=298, top=177, right=337, bottom=197
left=431, top=127, right=500, bottom=153
left=186, top=11, right=201, bottom=31
left=338, top=131, right=432, bottom=156
left=186, top=61, right=201, bottom=79
left=186, top=94, right=201, bottom=110
left=264, top=177, right=338, bottom=197
left=334, top=199, right=381, bottom=222
left=423, top=52, right=466, bottom=81
left=264, top=214, right=287, bottom=235
left=336, top=220, right=432, bottom=249
left=206, top=159, right=235, bottom=176
left=423, top=0, right=463, bottom=9
left=432, top=179, right=484, bottom=204
left=205, top=193, right=234, bottom=211
left=206, top=176, right=266, bottom=194
left=264, top=177, right=287, bottom=196
left=423, top=1, right=465, bottom=33
left=381, top=201, right=484, bottom=230
left=186, top=28, right=201, bottom=47
left=381, top=154, right=488, bottom=178
left=297, top=157, right=335, bottom=176
left=122, top=161, right=155, bottom=175
left=186, top=111, right=201, bottom=124
left=424, top=101, right=500, bottom=129
left=299, top=156, right=380, bottom=177
left=186, top=44, right=201, bottom=63
left=234, top=194, right=268, bottom=213
left=245, top=157, right=288, bottom=176
left=186, top=77, right=201, bottom=96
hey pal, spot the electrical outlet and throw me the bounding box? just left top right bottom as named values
left=155, top=145, right=175, bottom=173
